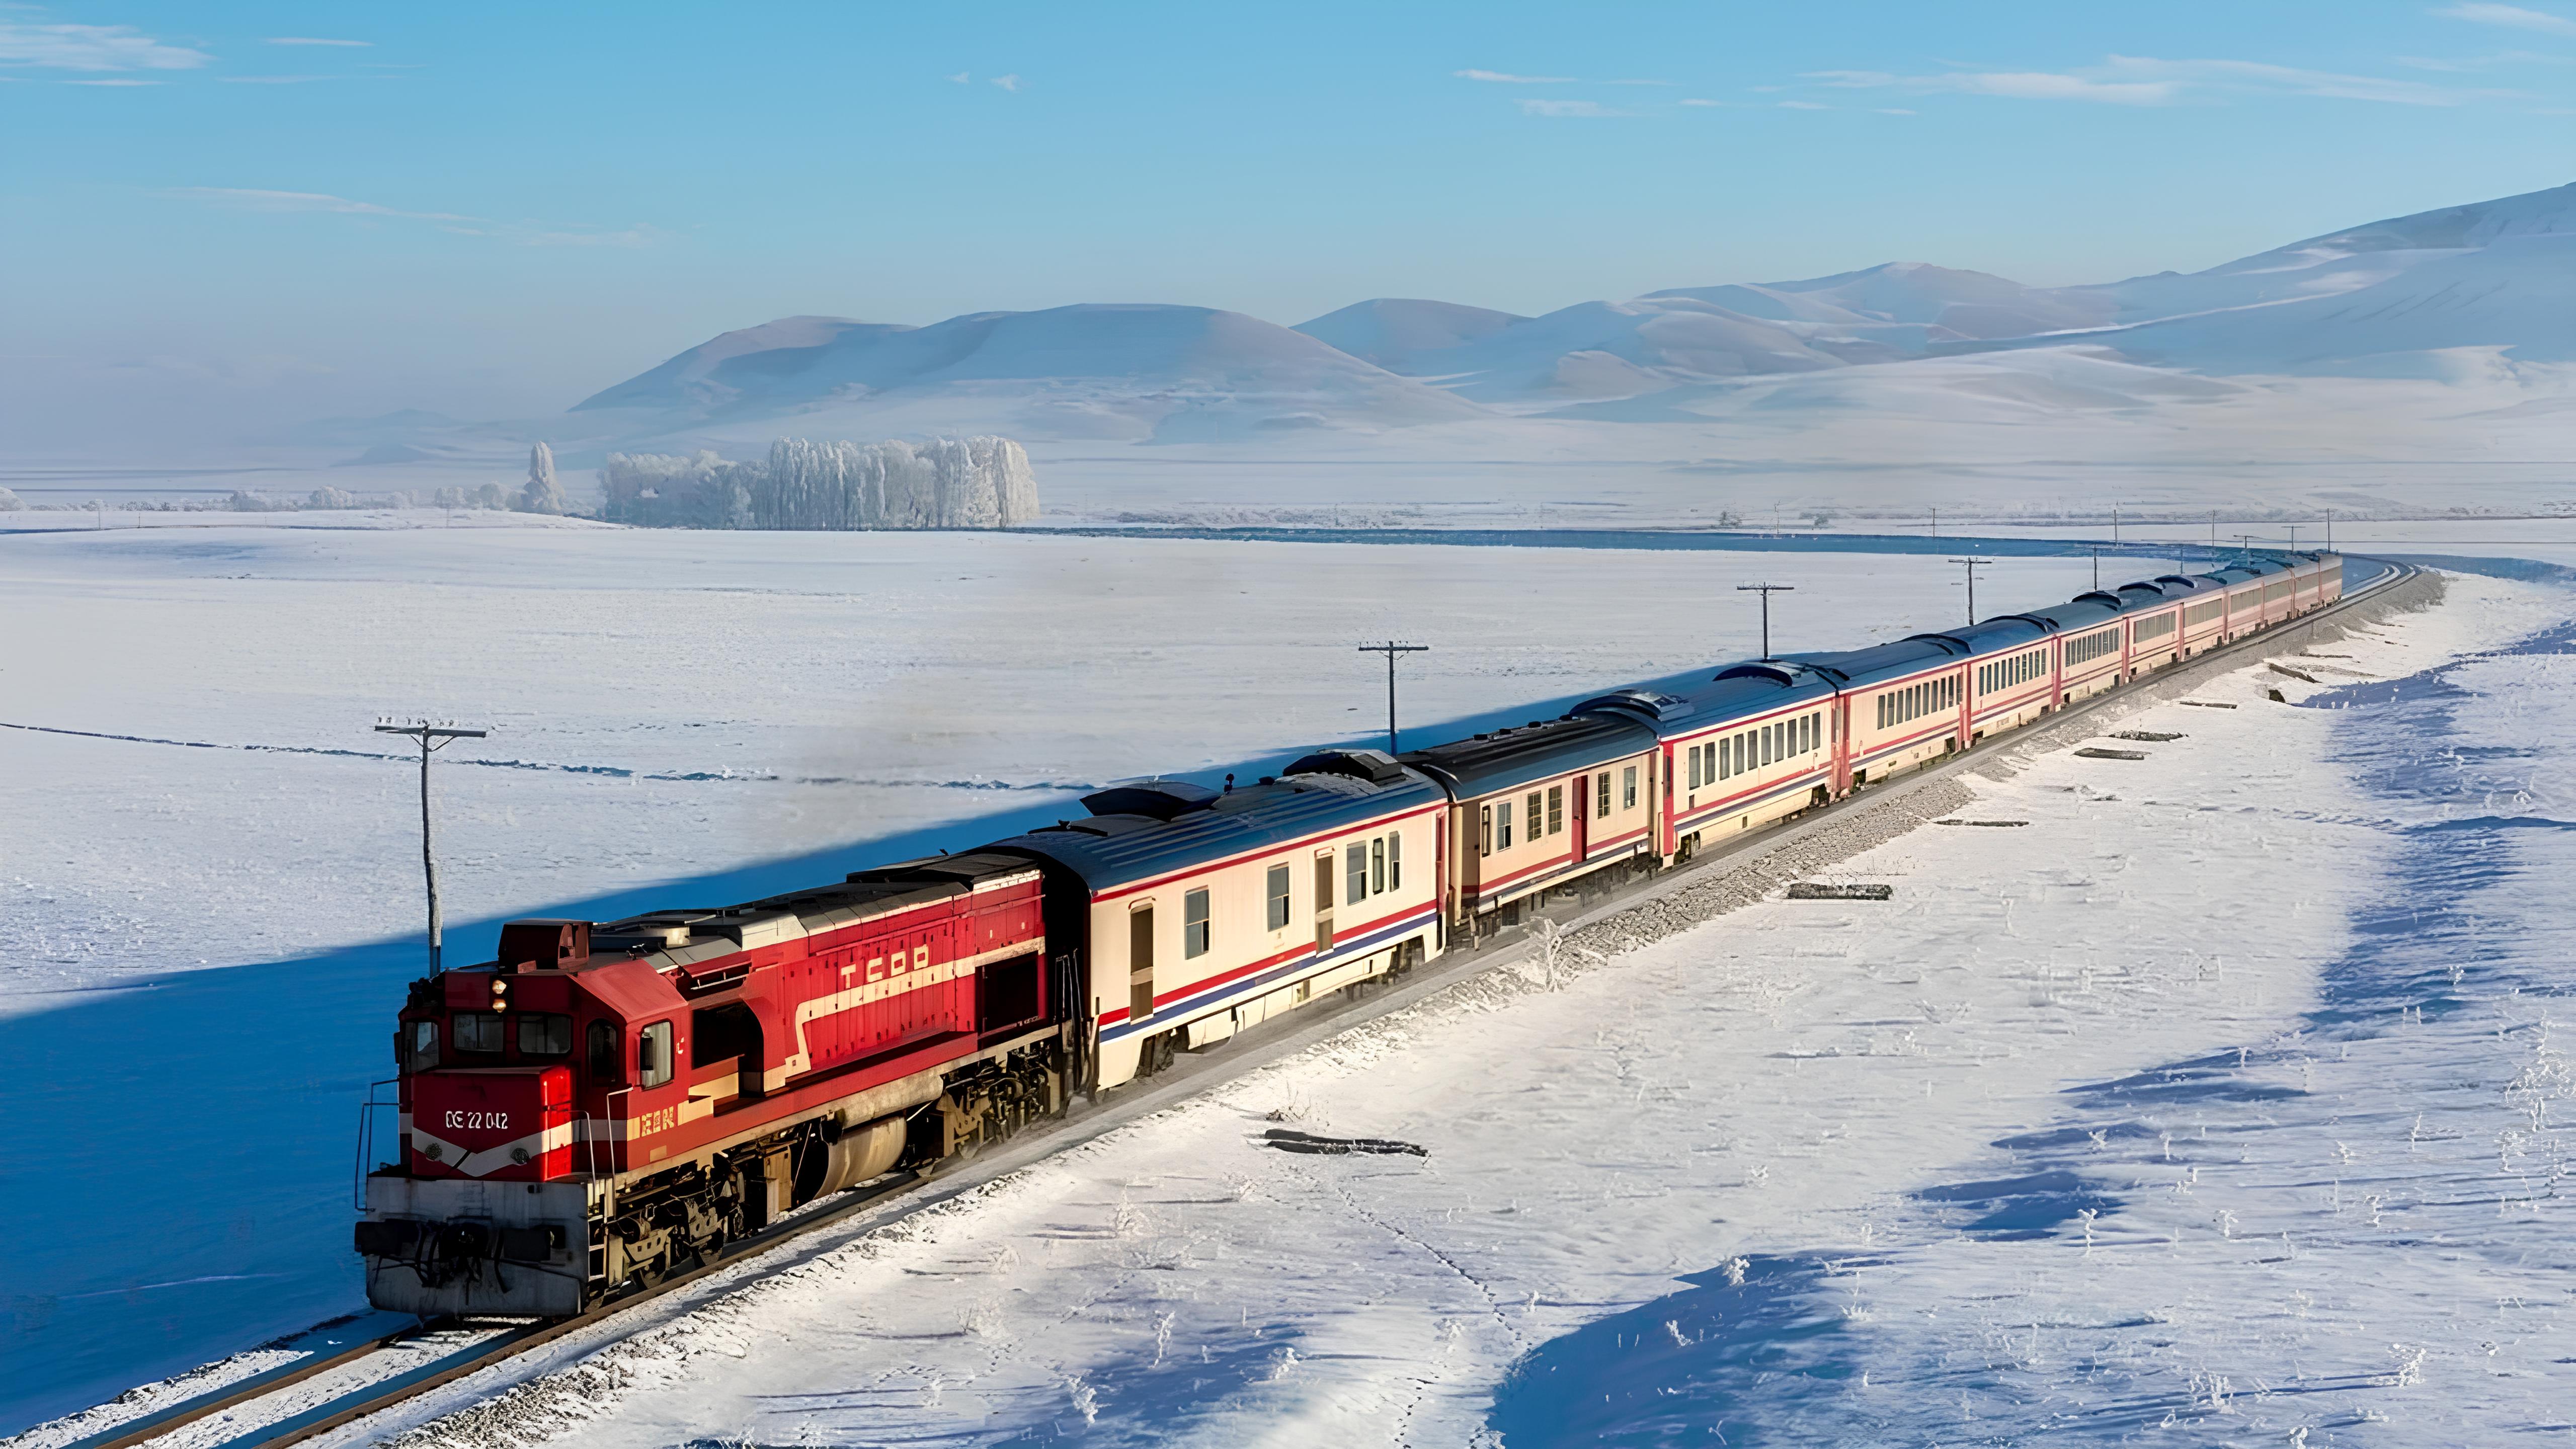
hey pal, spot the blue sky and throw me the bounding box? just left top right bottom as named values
left=5, top=1, right=2571, bottom=445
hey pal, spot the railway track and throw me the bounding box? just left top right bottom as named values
left=31, top=555, right=2422, bottom=1449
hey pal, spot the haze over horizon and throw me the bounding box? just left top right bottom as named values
left=8, top=0, right=2575, bottom=452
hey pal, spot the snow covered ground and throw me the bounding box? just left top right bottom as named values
left=0, top=525, right=2109, bottom=1433
left=334, top=571, right=2567, bottom=1449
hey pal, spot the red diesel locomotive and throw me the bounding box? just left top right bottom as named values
left=360, top=851, right=1061, bottom=1315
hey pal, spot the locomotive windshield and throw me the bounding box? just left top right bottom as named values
left=517, top=1012, right=572, bottom=1057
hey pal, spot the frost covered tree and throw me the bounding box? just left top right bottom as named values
left=473, top=481, right=510, bottom=510
left=0, top=487, right=23, bottom=512
left=307, top=486, right=360, bottom=510
left=516, top=442, right=569, bottom=515
left=601, top=437, right=1033, bottom=531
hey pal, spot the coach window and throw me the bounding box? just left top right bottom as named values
left=1267, top=864, right=1292, bottom=929
left=452, top=1010, right=504, bottom=1056
left=586, top=1020, right=620, bottom=1082
left=1547, top=785, right=1564, bottom=835
left=1386, top=830, right=1401, bottom=889
left=1596, top=772, right=1611, bottom=818
left=1371, top=837, right=1386, bottom=894
left=637, top=1021, right=675, bottom=1089
left=1479, top=804, right=1494, bottom=856
left=1346, top=843, right=1369, bottom=906
left=1687, top=746, right=1702, bottom=790
left=1497, top=800, right=1513, bottom=850
left=1184, top=889, right=1212, bottom=959
left=1623, top=765, right=1638, bottom=810
left=1525, top=792, right=1543, bottom=840
left=518, top=1012, right=572, bottom=1058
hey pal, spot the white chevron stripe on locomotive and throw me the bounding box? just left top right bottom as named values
left=412, top=1119, right=579, bottom=1179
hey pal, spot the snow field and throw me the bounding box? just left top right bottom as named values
left=0, top=527, right=2098, bottom=1005
left=354, top=575, right=2559, bottom=1449
left=0, top=526, right=2110, bottom=1435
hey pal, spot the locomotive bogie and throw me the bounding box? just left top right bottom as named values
left=360, top=1176, right=593, bottom=1317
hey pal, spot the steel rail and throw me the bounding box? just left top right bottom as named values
left=65, top=555, right=2416, bottom=1449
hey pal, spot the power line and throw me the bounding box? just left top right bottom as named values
left=375, top=721, right=489, bottom=974
left=1737, top=583, right=1794, bottom=659
left=1949, top=557, right=1993, bottom=626
left=1356, top=642, right=1428, bottom=754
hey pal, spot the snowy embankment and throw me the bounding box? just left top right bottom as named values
left=318, top=575, right=2569, bottom=1449
left=0, top=527, right=2103, bottom=1435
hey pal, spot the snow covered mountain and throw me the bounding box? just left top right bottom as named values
left=2007, top=181, right=2576, bottom=372
left=343, top=179, right=2571, bottom=455
left=571, top=303, right=1484, bottom=442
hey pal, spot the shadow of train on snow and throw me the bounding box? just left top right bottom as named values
left=0, top=676, right=1676, bottom=1434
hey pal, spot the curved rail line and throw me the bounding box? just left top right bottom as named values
left=46, top=555, right=2423, bottom=1449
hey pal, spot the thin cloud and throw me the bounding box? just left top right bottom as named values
left=172, top=187, right=663, bottom=249
left=946, top=70, right=970, bottom=83
left=1457, top=68, right=1574, bottom=83
left=1517, top=98, right=1632, bottom=117
left=1777, top=99, right=1830, bottom=109
left=64, top=76, right=157, bottom=85
left=0, top=19, right=208, bottom=71
left=2396, top=49, right=2567, bottom=68
left=176, top=187, right=476, bottom=221
left=222, top=75, right=336, bottom=84
left=990, top=72, right=1022, bottom=91
left=519, top=225, right=662, bottom=248
left=1803, top=55, right=2475, bottom=106
left=265, top=36, right=369, bottom=47
left=1876, top=107, right=1916, bottom=115
left=1678, top=97, right=1727, bottom=106
left=2436, top=2, right=2576, bottom=37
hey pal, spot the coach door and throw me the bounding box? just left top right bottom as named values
left=1314, top=852, right=1335, bottom=954
left=1570, top=775, right=1590, bottom=862
left=1128, top=906, right=1155, bottom=1023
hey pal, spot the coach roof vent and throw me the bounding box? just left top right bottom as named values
left=1573, top=688, right=1695, bottom=722
left=1283, top=748, right=1408, bottom=786
left=1080, top=779, right=1221, bottom=820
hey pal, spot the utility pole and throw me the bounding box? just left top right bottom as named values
left=376, top=720, right=488, bottom=974
left=1356, top=643, right=1427, bottom=754
left=1949, top=557, right=1992, bottom=626
left=2325, top=510, right=2333, bottom=552
left=1929, top=506, right=1937, bottom=537
left=2287, top=524, right=2300, bottom=553
left=2090, top=548, right=2101, bottom=592
left=2112, top=504, right=2121, bottom=546
left=1737, top=583, right=1794, bottom=659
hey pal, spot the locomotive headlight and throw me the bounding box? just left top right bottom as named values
left=490, top=977, right=510, bottom=1005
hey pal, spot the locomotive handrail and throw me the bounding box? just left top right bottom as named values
left=352, top=1078, right=401, bottom=1211
left=588, top=1087, right=632, bottom=1180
